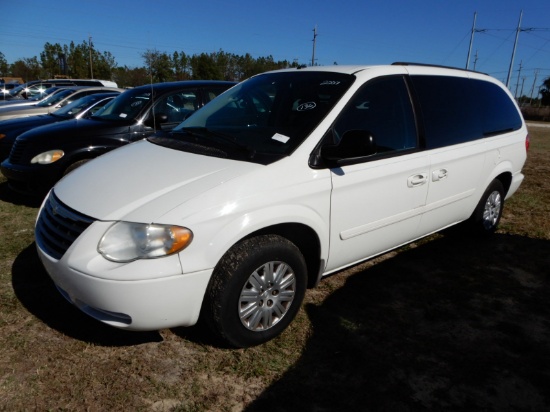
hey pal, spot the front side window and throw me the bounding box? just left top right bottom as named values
left=151, top=90, right=198, bottom=127
left=330, top=75, right=418, bottom=155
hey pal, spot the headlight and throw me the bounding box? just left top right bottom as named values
left=31, top=150, right=64, bottom=164
left=98, top=222, right=193, bottom=262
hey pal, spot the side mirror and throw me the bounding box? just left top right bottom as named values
left=321, top=129, right=377, bottom=163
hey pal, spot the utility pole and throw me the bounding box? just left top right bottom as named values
left=89, top=35, right=94, bottom=79
left=514, top=60, right=523, bottom=98
left=466, top=12, right=486, bottom=70
left=506, top=10, right=523, bottom=88
left=529, top=69, right=539, bottom=104
left=311, top=26, right=318, bottom=66
left=466, top=12, right=477, bottom=69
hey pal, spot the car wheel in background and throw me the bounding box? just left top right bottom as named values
left=63, top=159, right=90, bottom=175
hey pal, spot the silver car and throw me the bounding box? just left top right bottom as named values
left=0, top=86, right=123, bottom=121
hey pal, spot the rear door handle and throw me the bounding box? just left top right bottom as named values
left=407, top=173, right=428, bottom=188
left=432, top=168, right=448, bottom=182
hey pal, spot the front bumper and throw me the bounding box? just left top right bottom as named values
left=0, top=159, right=60, bottom=195
left=36, top=228, right=213, bottom=331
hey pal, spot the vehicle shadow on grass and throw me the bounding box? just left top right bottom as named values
left=246, top=233, right=550, bottom=411
left=11, top=243, right=163, bottom=346
left=0, top=181, right=44, bottom=208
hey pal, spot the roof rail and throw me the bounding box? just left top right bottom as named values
left=392, top=62, right=487, bottom=75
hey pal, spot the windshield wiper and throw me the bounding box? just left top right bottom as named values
left=177, top=127, right=256, bottom=159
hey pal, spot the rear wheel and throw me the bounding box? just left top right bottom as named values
left=469, top=179, right=505, bottom=235
left=202, top=234, right=307, bottom=348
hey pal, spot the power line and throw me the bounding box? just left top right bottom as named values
left=466, top=10, right=550, bottom=89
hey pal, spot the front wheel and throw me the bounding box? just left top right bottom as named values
left=469, top=179, right=505, bottom=235
left=201, top=234, right=307, bottom=348
left=63, top=159, right=90, bottom=176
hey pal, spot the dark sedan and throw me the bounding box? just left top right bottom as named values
left=1, top=80, right=235, bottom=195
left=0, top=92, right=120, bottom=161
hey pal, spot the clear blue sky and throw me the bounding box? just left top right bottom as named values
left=1, top=0, right=549, bottom=96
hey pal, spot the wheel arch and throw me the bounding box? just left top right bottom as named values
left=494, top=171, right=512, bottom=196
left=240, top=223, right=323, bottom=289
left=470, top=170, right=512, bottom=220
left=60, top=146, right=114, bottom=175
left=482, top=158, right=515, bottom=198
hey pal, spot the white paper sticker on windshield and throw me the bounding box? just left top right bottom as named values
left=119, top=113, right=128, bottom=118
left=272, top=133, right=290, bottom=143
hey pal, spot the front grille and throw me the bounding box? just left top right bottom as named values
left=8, top=139, right=28, bottom=164
left=35, top=191, right=96, bottom=260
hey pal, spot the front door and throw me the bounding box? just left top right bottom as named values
left=325, top=75, right=428, bottom=272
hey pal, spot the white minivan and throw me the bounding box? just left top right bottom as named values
left=35, top=64, right=528, bottom=347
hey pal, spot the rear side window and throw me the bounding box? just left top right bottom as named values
left=410, top=76, right=522, bottom=148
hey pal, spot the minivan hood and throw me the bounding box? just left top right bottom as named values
left=53, top=139, right=262, bottom=222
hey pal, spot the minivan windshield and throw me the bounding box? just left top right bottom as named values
left=164, top=71, right=354, bottom=162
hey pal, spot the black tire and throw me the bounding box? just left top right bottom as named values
left=202, top=234, right=307, bottom=348
left=63, top=159, right=90, bottom=176
left=469, top=179, right=505, bottom=235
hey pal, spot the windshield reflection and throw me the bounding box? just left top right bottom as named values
left=170, top=71, right=354, bottom=160
left=92, top=88, right=151, bottom=121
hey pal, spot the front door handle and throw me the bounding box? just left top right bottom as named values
left=407, top=173, right=428, bottom=188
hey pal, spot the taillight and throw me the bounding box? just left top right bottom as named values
left=526, top=134, right=530, bottom=152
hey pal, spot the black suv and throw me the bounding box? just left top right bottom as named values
left=0, top=80, right=235, bottom=195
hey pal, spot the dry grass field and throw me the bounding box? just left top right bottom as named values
left=0, top=126, right=549, bottom=411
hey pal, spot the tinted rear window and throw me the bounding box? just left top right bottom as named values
left=410, top=76, right=522, bottom=148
